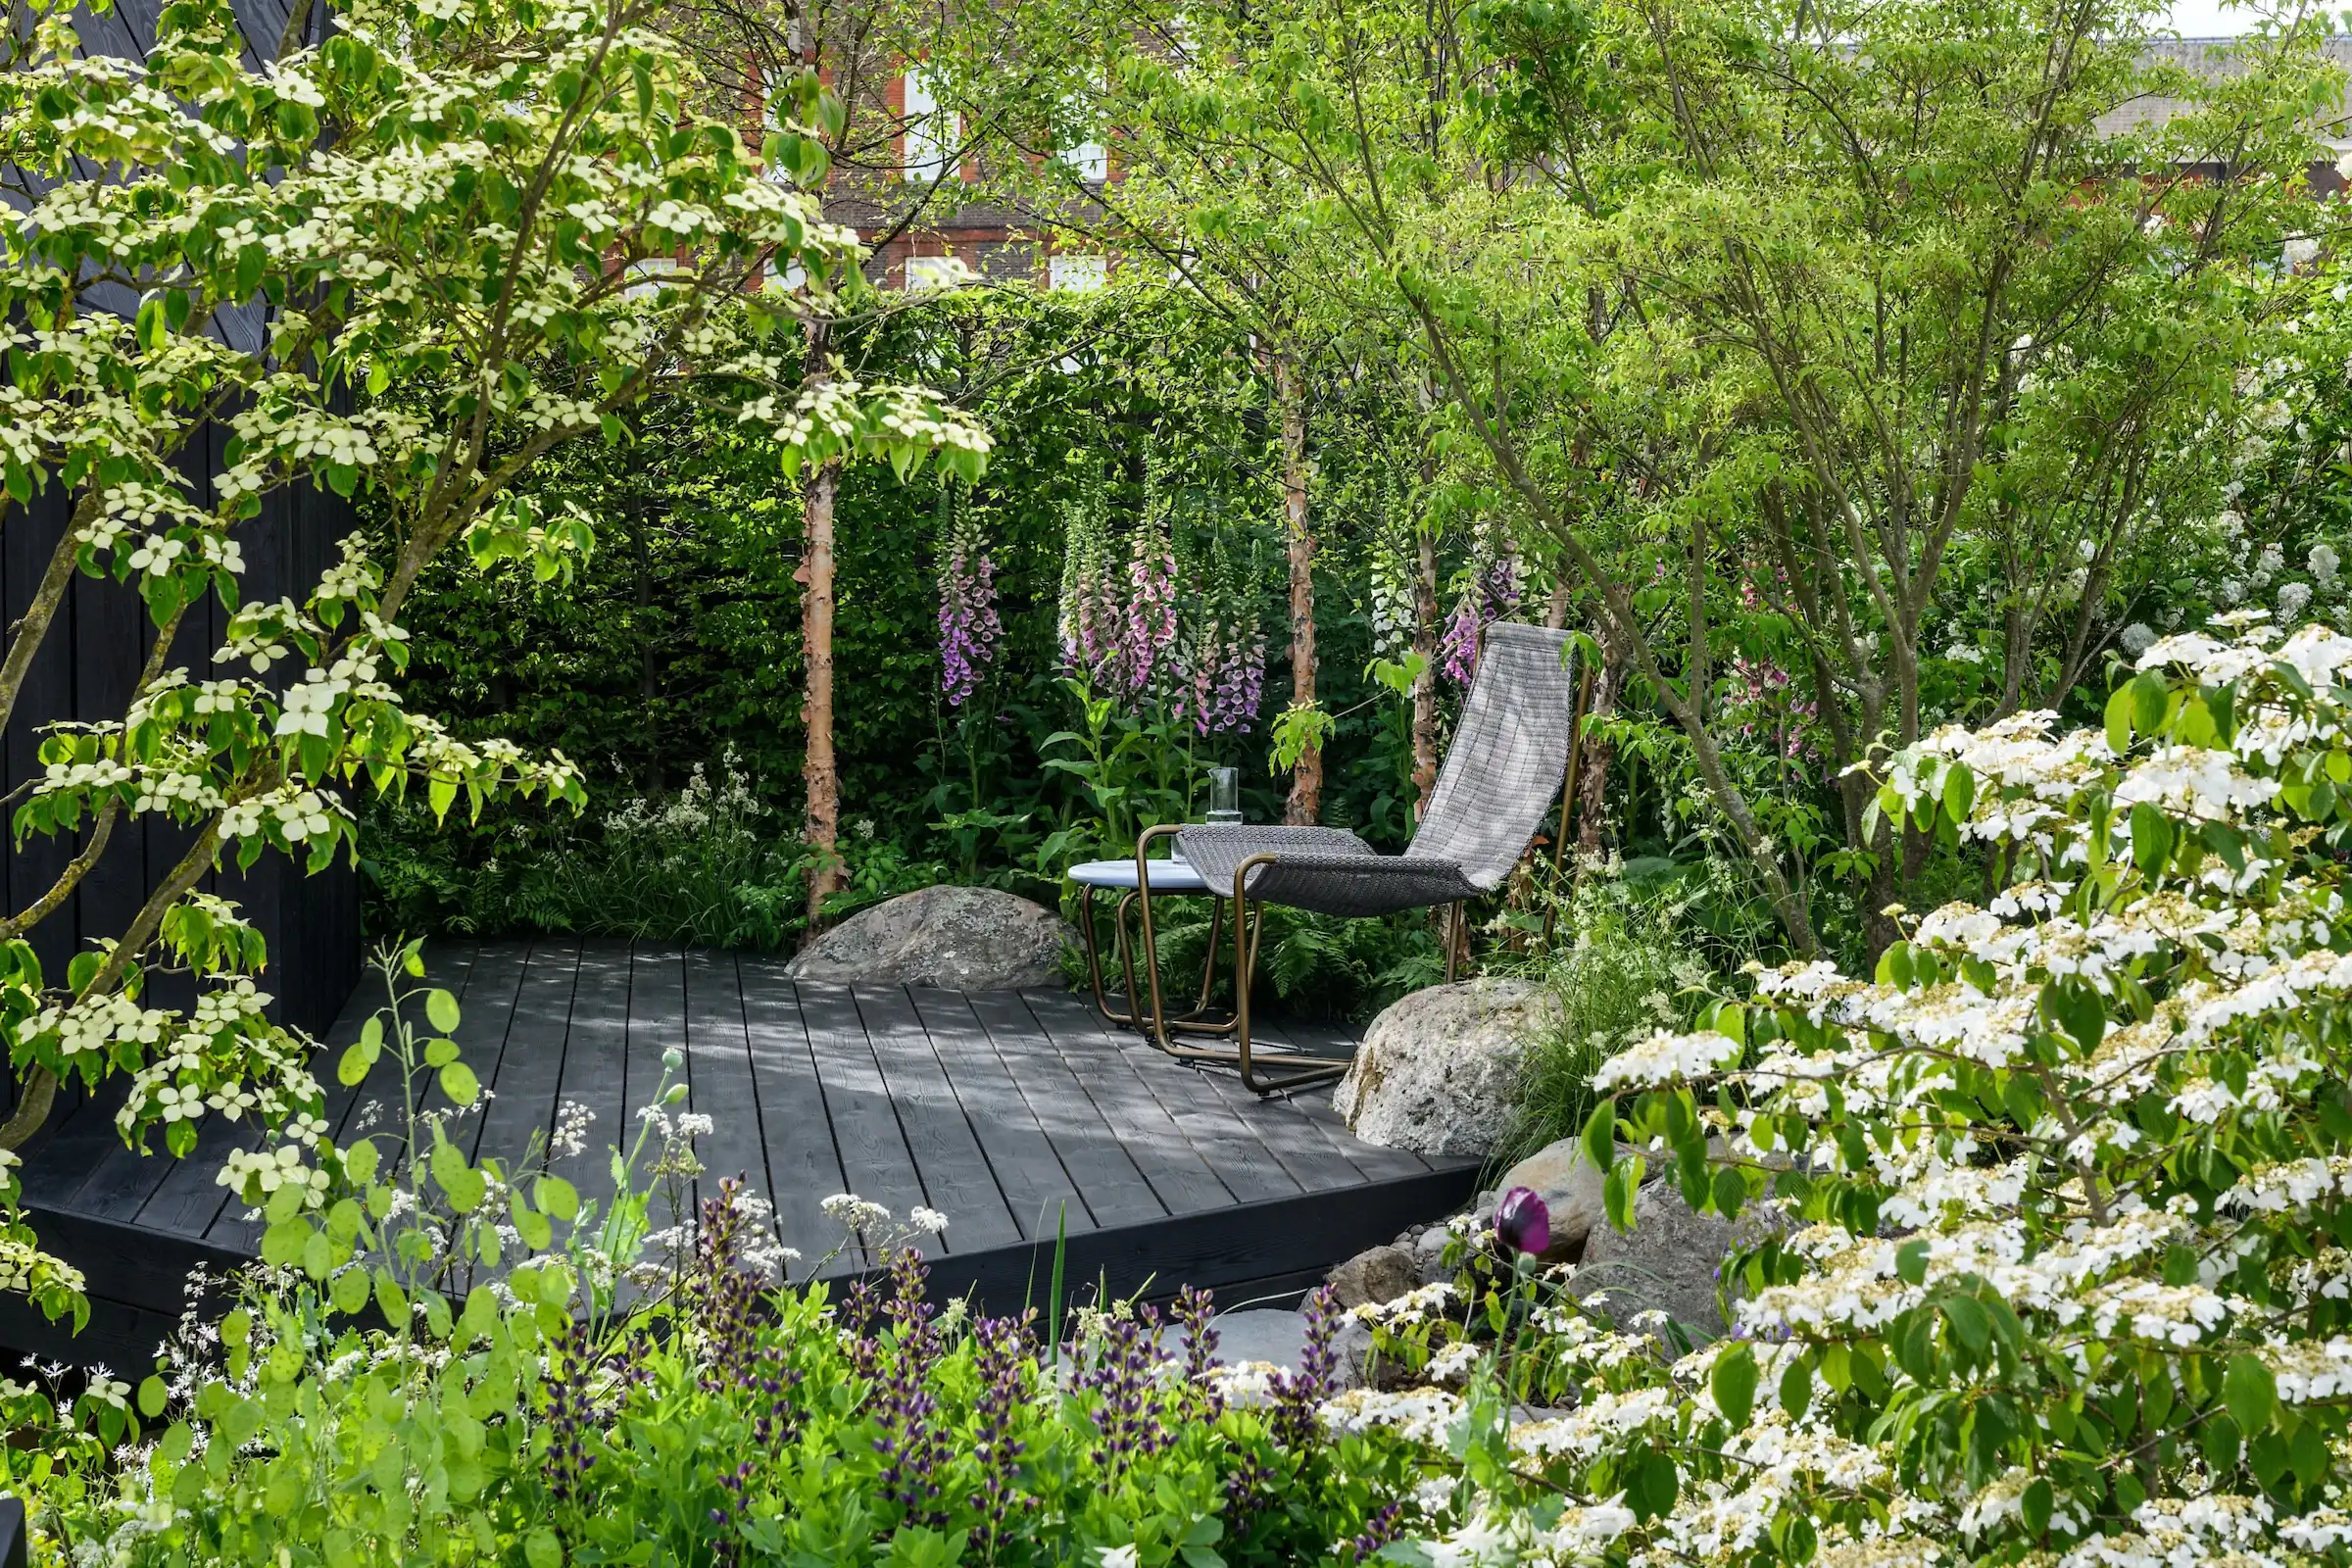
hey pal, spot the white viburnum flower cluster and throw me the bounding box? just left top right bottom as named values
left=1357, top=622, right=2352, bottom=1567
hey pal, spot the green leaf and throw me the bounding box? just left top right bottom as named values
left=2203, top=1412, right=2242, bottom=1474
left=1710, top=1343, right=1757, bottom=1429
left=137, top=1375, right=167, bottom=1417
left=1941, top=1293, right=1990, bottom=1353
left=2132, top=669, right=2169, bottom=735
left=1779, top=1353, right=1813, bottom=1418
left=426, top=989, right=461, bottom=1033
left=343, top=1140, right=379, bottom=1185
left=2105, top=682, right=2134, bottom=755
left=2225, top=1352, right=2277, bottom=1434
left=337, top=1042, right=373, bottom=1087
left=1580, top=1097, right=1616, bottom=1173
left=1941, top=762, right=1975, bottom=824
left=1895, top=1239, right=1930, bottom=1286
left=1602, top=1157, right=1639, bottom=1232
left=2021, top=1478, right=2053, bottom=1537
left=431, top=1140, right=485, bottom=1212
left=423, top=1036, right=460, bottom=1068
left=2130, top=801, right=2174, bottom=880
left=525, top=1530, right=563, bottom=1568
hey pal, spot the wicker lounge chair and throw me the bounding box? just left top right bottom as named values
left=1132, top=622, right=1580, bottom=1094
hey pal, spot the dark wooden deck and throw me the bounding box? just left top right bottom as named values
left=0, top=940, right=1478, bottom=1368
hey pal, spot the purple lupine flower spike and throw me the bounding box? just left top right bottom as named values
left=1494, top=1185, right=1551, bottom=1256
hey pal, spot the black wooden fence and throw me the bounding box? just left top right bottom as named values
left=6, top=462, right=364, bottom=1040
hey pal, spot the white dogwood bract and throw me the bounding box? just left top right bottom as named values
left=0, top=0, right=984, bottom=1329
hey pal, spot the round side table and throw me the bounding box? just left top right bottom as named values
left=1066, top=856, right=1229, bottom=1043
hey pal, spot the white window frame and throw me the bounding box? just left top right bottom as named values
left=902, top=69, right=952, bottom=183
left=1049, top=254, right=1107, bottom=293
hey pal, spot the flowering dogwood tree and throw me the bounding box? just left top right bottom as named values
left=0, top=0, right=984, bottom=1324
left=1351, top=613, right=2352, bottom=1564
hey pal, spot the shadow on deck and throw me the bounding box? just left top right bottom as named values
left=0, top=939, right=1479, bottom=1368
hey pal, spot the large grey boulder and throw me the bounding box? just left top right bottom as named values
left=785, top=885, right=1073, bottom=990
left=1574, top=1178, right=1780, bottom=1340
left=1334, top=978, right=1561, bottom=1156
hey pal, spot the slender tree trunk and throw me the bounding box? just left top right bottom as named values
left=1275, top=356, right=1320, bottom=825
left=631, top=497, right=661, bottom=794
left=798, top=323, right=843, bottom=941
left=799, top=458, right=842, bottom=938
left=1411, top=521, right=1441, bottom=817
left=1576, top=633, right=1627, bottom=858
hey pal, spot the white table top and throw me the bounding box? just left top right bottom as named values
left=1067, top=857, right=1211, bottom=892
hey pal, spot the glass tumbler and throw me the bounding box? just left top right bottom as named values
left=1206, top=766, right=1243, bottom=825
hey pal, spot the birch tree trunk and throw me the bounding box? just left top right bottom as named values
left=1411, top=521, right=1441, bottom=817
left=1275, top=356, right=1320, bottom=824
left=1576, top=633, right=1627, bottom=858
left=798, top=324, right=844, bottom=940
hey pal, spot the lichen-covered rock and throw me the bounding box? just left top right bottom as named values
left=1326, top=1244, right=1420, bottom=1309
left=1574, top=1178, right=1781, bottom=1339
left=784, top=885, right=1073, bottom=990
left=1333, top=978, right=1560, bottom=1156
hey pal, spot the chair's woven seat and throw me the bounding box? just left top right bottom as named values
left=1175, top=826, right=1484, bottom=917
left=1174, top=623, right=1577, bottom=920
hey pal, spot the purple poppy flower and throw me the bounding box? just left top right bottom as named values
left=1494, top=1185, right=1551, bottom=1256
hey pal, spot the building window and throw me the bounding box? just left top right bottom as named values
left=1058, top=95, right=1106, bottom=183
left=903, top=69, right=951, bottom=182
left=905, top=254, right=970, bottom=293
left=1049, top=255, right=1106, bottom=293
left=623, top=258, right=681, bottom=299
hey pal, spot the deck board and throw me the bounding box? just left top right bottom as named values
left=553, top=940, right=631, bottom=1217
left=906, top=988, right=1079, bottom=1243
left=852, top=985, right=1023, bottom=1252
left=963, top=990, right=1161, bottom=1229
left=735, top=957, right=849, bottom=1273
left=797, top=981, right=942, bottom=1256
left=681, top=951, right=772, bottom=1215
left=9, top=940, right=1481, bottom=1366
left=471, top=941, right=581, bottom=1189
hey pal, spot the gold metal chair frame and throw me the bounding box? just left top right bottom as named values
left=1074, top=658, right=1595, bottom=1096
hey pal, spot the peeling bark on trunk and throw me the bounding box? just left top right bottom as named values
left=799, top=456, right=842, bottom=940
left=1276, top=356, right=1320, bottom=825
left=1576, top=635, right=1627, bottom=858
left=1411, top=522, right=1441, bottom=817
left=797, top=324, right=842, bottom=942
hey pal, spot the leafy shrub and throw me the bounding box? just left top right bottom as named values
left=1496, top=859, right=1718, bottom=1166
left=1320, top=617, right=2352, bottom=1562
left=363, top=757, right=992, bottom=950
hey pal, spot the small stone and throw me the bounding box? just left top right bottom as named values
left=1334, top=978, right=1562, bottom=1156
left=1411, top=1224, right=1455, bottom=1285
left=1202, top=1307, right=1307, bottom=1370
left=1328, top=1317, right=1377, bottom=1392
left=1326, top=1243, right=1420, bottom=1309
